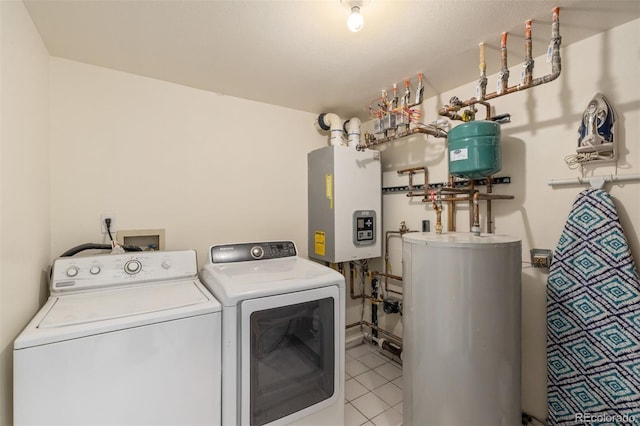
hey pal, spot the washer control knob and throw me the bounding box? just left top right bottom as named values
left=89, top=265, right=101, bottom=275
left=161, top=259, right=172, bottom=270
left=250, top=246, right=264, bottom=259
left=124, top=260, right=142, bottom=275
left=66, top=266, right=79, bottom=277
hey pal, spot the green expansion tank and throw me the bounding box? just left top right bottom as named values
left=447, top=120, right=501, bottom=179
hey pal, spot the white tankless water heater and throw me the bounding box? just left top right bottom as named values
left=402, top=233, right=522, bottom=426
left=308, top=145, right=381, bottom=263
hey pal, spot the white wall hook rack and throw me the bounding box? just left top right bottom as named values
left=547, top=173, right=640, bottom=189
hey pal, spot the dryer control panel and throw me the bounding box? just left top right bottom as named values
left=209, top=241, right=297, bottom=263
left=50, top=250, right=198, bottom=293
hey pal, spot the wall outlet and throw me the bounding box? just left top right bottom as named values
left=530, top=248, right=553, bottom=268
left=100, top=214, right=117, bottom=234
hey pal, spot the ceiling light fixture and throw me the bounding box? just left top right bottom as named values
left=347, top=5, right=363, bottom=32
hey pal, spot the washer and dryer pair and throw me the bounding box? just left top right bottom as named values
left=14, top=242, right=344, bottom=426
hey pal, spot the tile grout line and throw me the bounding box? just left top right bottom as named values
left=345, top=344, right=403, bottom=426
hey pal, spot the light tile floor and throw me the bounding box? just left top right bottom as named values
left=345, top=343, right=403, bottom=426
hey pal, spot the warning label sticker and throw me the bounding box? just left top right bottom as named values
left=314, top=231, right=326, bottom=256
left=450, top=148, right=468, bottom=162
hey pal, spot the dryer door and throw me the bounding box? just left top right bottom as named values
left=240, top=285, right=340, bottom=426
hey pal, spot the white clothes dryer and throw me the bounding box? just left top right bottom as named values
left=199, top=241, right=345, bottom=426
left=14, top=250, right=222, bottom=426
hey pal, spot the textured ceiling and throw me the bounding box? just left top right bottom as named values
left=24, top=0, right=640, bottom=120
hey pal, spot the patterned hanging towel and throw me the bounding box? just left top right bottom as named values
left=547, top=188, right=640, bottom=425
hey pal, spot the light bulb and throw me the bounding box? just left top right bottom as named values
left=347, top=6, right=363, bottom=32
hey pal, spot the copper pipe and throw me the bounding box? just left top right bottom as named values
left=468, top=179, right=475, bottom=228
left=486, top=176, right=494, bottom=233
left=531, top=6, right=561, bottom=87
left=346, top=321, right=362, bottom=329
left=349, top=261, right=366, bottom=300
left=523, top=20, right=534, bottom=87
left=432, top=191, right=443, bottom=234
left=391, top=83, right=399, bottom=110
left=478, top=8, right=561, bottom=97
left=402, top=79, right=410, bottom=107
left=448, top=203, right=455, bottom=232
left=439, top=187, right=475, bottom=194
left=408, top=170, right=415, bottom=195
left=444, top=175, right=513, bottom=234
left=417, top=176, right=512, bottom=234
left=348, top=262, right=380, bottom=302
left=398, top=166, right=429, bottom=200
left=386, top=288, right=403, bottom=296
left=441, top=110, right=464, bottom=121
left=447, top=176, right=455, bottom=232
left=410, top=72, right=425, bottom=108
left=363, top=321, right=403, bottom=344
left=440, top=100, right=491, bottom=121
left=478, top=42, right=488, bottom=100
left=384, top=230, right=402, bottom=292
left=440, top=194, right=514, bottom=201
left=499, top=32, right=510, bottom=94
left=472, top=191, right=481, bottom=235
left=346, top=321, right=403, bottom=345
left=359, top=126, right=447, bottom=150
left=448, top=175, right=460, bottom=232
left=372, top=271, right=403, bottom=282
left=438, top=8, right=561, bottom=120
left=383, top=223, right=412, bottom=293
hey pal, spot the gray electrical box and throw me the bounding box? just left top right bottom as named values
left=308, top=145, right=382, bottom=263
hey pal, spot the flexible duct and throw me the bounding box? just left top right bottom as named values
left=316, top=113, right=344, bottom=146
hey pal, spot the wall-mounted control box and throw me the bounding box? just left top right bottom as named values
left=353, top=210, right=376, bottom=246
left=308, top=145, right=381, bottom=263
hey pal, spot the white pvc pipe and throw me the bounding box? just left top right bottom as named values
left=318, top=113, right=344, bottom=146
left=345, top=117, right=361, bottom=149
left=547, top=173, right=640, bottom=189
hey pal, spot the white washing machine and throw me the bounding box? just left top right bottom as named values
left=199, top=241, right=345, bottom=426
left=13, top=250, right=222, bottom=426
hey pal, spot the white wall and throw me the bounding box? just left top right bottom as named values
left=50, top=58, right=327, bottom=267
left=0, top=1, right=51, bottom=424
left=347, top=18, right=640, bottom=420
left=4, top=5, right=639, bottom=424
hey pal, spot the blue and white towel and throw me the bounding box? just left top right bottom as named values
left=547, top=188, right=640, bottom=425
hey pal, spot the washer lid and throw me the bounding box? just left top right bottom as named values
left=40, top=280, right=213, bottom=328
left=199, top=256, right=344, bottom=306
left=14, top=280, right=221, bottom=349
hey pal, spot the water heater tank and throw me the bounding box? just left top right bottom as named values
left=402, top=233, right=521, bottom=426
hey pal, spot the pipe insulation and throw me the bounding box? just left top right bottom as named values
left=317, top=113, right=344, bottom=146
